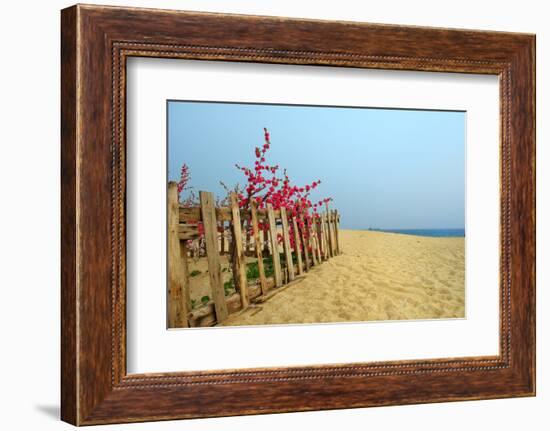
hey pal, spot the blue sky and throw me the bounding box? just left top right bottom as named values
left=168, top=101, right=465, bottom=230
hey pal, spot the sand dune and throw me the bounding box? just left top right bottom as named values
left=221, top=230, right=465, bottom=326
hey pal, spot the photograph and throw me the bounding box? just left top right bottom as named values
left=167, top=101, right=466, bottom=328
left=53, top=3, right=536, bottom=425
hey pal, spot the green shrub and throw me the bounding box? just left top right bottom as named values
left=223, top=279, right=234, bottom=296
left=246, top=256, right=278, bottom=280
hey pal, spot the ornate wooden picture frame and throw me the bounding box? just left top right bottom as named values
left=61, top=4, right=535, bottom=425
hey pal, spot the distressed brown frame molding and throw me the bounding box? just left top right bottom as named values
left=61, top=4, right=535, bottom=426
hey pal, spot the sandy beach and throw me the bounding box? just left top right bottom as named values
left=220, top=230, right=465, bottom=326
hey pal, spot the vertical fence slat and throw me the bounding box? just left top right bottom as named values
left=317, top=215, right=327, bottom=261
left=307, top=221, right=319, bottom=265
left=200, top=191, right=228, bottom=323
left=336, top=211, right=342, bottom=253
left=267, top=203, right=283, bottom=287
left=219, top=222, right=225, bottom=255
left=245, top=221, right=251, bottom=255
left=325, top=202, right=334, bottom=258
left=330, top=210, right=337, bottom=256
left=310, top=235, right=317, bottom=266
left=280, top=207, right=295, bottom=282
left=167, top=182, right=189, bottom=328
left=329, top=211, right=335, bottom=256
left=300, top=216, right=311, bottom=271
left=292, top=216, right=304, bottom=275
left=230, top=193, right=249, bottom=309
left=333, top=210, right=340, bottom=255
left=315, top=229, right=322, bottom=263
left=323, top=213, right=331, bottom=259
left=179, top=241, right=192, bottom=313
left=261, top=228, right=267, bottom=255
left=319, top=214, right=327, bottom=260
left=251, top=200, right=269, bottom=295
left=315, top=216, right=323, bottom=260
left=326, top=210, right=332, bottom=257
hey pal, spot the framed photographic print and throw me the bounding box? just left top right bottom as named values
left=61, top=4, right=536, bottom=425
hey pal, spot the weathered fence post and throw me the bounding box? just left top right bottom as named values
left=311, top=217, right=322, bottom=264
left=179, top=240, right=192, bottom=312
left=250, top=199, right=267, bottom=295
left=280, top=207, right=295, bottom=282
left=230, top=193, right=249, bottom=309
left=325, top=202, right=334, bottom=258
left=200, top=191, right=228, bottom=323
left=323, top=213, right=331, bottom=259
left=333, top=210, right=341, bottom=255
left=261, top=228, right=268, bottom=256
left=336, top=210, right=342, bottom=253
left=315, top=216, right=323, bottom=260
left=267, top=204, right=283, bottom=287
left=167, top=182, right=189, bottom=328
left=318, top=214, right=327, bottom=260
left=299, top=215, right=311, bottom=271
left=250, top=200, right=269, bottom=296
left=307, top=221, right=320, bottom=265
left=315, top=230, right=322, bottom=263
left=245, top=220, right=251, bottom=255
left=292, top=216, right=304, bottom=275
left=219, top=222, right=225, bottom=255
left=330, top=210, right=338, bottom=256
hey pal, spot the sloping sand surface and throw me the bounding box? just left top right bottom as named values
left=221, top=230, right=465, bottom=326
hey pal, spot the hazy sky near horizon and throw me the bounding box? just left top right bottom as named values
left=168, top=101, right=465, bottom=230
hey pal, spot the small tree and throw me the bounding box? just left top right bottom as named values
left=235, top=128, right=331, bottom=250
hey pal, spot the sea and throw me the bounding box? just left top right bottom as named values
left=370, top=228, right=465, bottom=238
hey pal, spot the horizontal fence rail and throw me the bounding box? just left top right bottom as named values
left=167, top=182, right=341, bottom=328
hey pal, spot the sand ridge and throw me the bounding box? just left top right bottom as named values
left=220, top=230, right=465, bottom=326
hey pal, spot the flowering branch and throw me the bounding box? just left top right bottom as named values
left=235, top=128, right=332, bottom=250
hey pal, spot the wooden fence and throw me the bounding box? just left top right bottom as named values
left=167, top=182, right=341, bottom=328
